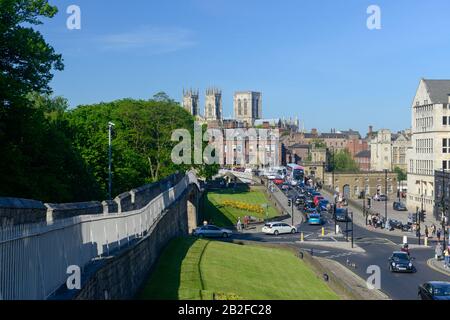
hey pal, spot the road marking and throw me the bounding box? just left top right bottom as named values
left=325, top=252, right=358, bottom=259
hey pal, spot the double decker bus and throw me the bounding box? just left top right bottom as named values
left=286, top=163, right=305, bottom=186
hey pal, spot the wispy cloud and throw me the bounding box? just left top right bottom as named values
left=98, top=26, right=197, bottom=54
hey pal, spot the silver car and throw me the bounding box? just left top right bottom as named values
left=193, top=225, right=233, bottom=238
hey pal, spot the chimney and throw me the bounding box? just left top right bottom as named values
left=369, top=126, right=373, bottom=135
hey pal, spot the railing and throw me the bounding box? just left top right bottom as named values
left=0, top=171, right=199, bottom=300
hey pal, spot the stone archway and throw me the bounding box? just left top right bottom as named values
left=187, top=189, right=198, bottom=234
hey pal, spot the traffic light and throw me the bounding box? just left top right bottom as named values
left=288, top=199, right=292, bottom=207
left=367, top=198, right=371, bottom=208
left=419, top=210, right=426, bottom=222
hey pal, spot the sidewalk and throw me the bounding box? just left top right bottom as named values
left=427, top=258, right=450, bottom=276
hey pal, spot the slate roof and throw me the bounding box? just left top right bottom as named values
left=355, top=150, right=371, bottom=158
left=423, top=79, right=450, bottom=104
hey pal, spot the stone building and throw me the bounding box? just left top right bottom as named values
left=354, top=150, right=371, bottom=171
left=233, top=91, right=262, bottom=125
left=182, top=89, right=199, bottom=116
left=324, top=171, right=397, bottom=200
left=370, top=129, right=393, bottom=171
left=407, top=78, right=450, bottom=215
left=204, top=88, right=222, bottom=122
left=370, top=129, right=411, bottom=172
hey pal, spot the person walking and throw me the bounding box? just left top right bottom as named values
left=431, top=224, right=436, bottom=237
left=236, top=218, right=242, bottom=232
left=436, top=242, right=443, bottom=260
left=437, top=229, right=442, bottom=242
left=444, top=247, right=450, bottom=269
left=425, top=225, right=429, bottom=239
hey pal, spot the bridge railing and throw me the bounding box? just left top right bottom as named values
left=0, top=171, right=199, bottom=300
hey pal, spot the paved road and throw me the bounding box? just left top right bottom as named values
left=233, top=184, right=449, bottom=300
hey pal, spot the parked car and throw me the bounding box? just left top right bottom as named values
left=393, top=201, right=407, bottom=211
left=375, top=194, right=388, bottom=201
left=334, top=208, right=350, bottom=222
left=193, top=225, right=233, bottom=238
left=262, top=222, right=297, bottom=235
left=418, top=281, right=450, bottom=300
left=388, top=251, right=416, bottom=273
left=308, top=213, right=323, bottom=225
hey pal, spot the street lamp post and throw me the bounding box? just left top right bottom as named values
left=108, top=121, right=115, bottom=201
left=440, top=169, right=447, bottom=251
left=384, top=169, right=388, bottom=224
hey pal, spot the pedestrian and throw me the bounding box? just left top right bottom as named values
left=236, top=218, right=242, bottom=232
left=435, top=242, right=443, bottom=260
left=243, top=216, right=248, bottom=230
left=425, top=225, right=429, bottom=238
left=431, top=224, right=436, bottom=237
left=437, top=229, right=442, bottom=242
left=444, top=247, right=450, bottom=268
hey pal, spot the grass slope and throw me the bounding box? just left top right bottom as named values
left=204, top=187, right=279, bottom=227
left=139, top=237, right=339, bottom=300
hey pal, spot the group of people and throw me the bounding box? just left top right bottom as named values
left=424, top=224, right=444, bottom=242
left=236, top=216, right=251, bottom=231
left=368, top=213, right=385, bottom=228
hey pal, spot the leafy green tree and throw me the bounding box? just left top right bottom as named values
left=0, top=0, right=63, bottom=106
left=66, top=97, right=218, bottom=198
left=330, top=149, right=359, bottom=173
left=394, top=166, right=407, bottom=181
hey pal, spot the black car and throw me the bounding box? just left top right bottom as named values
left=388, top=251, right=416, bottom=273
left=334, top=208, right=350, bottom=222
left=418, top=281, right=450, bottom=300
left=393, top=201, right=407, bottom=211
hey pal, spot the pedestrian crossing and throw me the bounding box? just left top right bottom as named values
left=354, top=237, right=397, bottom=245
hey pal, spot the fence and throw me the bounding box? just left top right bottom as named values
left=0, top=171, right=199, bottom=300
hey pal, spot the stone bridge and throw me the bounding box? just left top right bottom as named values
left=0, top=171, right=204, bottom=300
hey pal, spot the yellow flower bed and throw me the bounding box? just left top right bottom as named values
left=221, top=200, right=264, bottom=214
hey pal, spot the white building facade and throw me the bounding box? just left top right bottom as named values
left=407, top=79, right=450, bottom=214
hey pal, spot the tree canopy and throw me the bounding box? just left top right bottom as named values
left=330, top=149, right=360, bottom=173
left=0, top=1, right=218, bottom=202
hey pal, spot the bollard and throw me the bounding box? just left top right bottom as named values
left=300, top=232, right=304, bottom=242
left=424, top=236, right=428, bottom=247
left=322, top=227, right=325, bottom=237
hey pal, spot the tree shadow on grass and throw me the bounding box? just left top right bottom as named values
left=137, top=237, right=204, bottom=300
left=203, top=196, right=235, bottom=227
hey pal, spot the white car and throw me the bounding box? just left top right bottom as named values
left=262, top=222, right=297, bottom=236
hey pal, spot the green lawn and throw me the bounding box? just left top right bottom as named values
left=203, top=186, right=279, bottom=227
left=138, top=237, right=339, bottom=300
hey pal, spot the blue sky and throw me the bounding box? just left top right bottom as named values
left=38, top=0, right=450, bottom=135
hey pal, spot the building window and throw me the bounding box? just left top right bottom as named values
left=443, top=138, right=449, bottom=153
left=238, top=99, right=242, bottom=115
left=444, top=161, right=448, bottom=170
left=244, top=99, right=248, bottom=115
left=444, top=116, right=448, bottom=126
